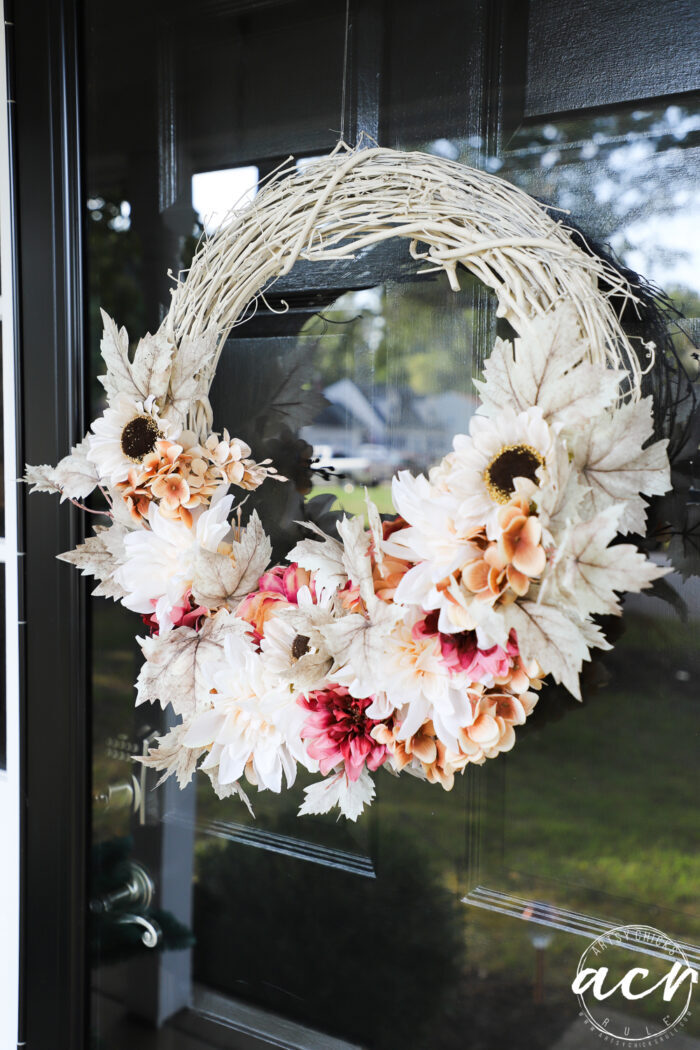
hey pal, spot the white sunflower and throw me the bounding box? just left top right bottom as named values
left=440, top=406, right=555, bottom=539
left=259, top=593, right=334, bottom=695
left=87, top=393, right=179, bottom=486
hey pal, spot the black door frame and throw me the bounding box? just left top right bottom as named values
left=13, top=0, right=89, bottom=1045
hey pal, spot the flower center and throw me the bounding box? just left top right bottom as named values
left=291, top=634, right=310, bottom=660
left=120, top=414, right=161, bottom=461
left=484, top=443, right=543, bottom=504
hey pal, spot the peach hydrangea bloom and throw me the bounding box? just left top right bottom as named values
left=374, top=685, right=539, bottom=789
left=461, top=495, right=547, bottom=603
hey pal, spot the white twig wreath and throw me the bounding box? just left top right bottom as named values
left=27, top=145, right=671, bottom=820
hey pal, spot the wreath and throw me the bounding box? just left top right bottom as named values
left=26, top=145, right=671, bottom=820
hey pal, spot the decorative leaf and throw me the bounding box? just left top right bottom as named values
left=135, top=608, right=234, bottom=716
left=364, top=489, right=385, bottom=576
left=98, top=309, right=178, bottom=405
left=167, top=329, right=218, bottom=419
left=191, top=510, right=271, bottom=610
left=58, top=523, right=129, bottom=599
left=23, top=463, right=61, bottom=495
left=537, top=440, right=588, bottom=538
left=572, top=398, right=671, bottom=533
left=131, top=329, right=176, bottom=402
left=552, top=507, right=670, bottom=617
left=475, top=305, right=623, bottom=426
left=203, top=766, right=254, bottom=813
left=504, top=600, right=592, bottom=700
left=298, top=768, right=375, bottom=822
left=575, top=615, right=612, bottom=654
left=337, top=514, right=374, bottom=604
left=325, top=601, right=404, bottom=697
left=288, top=521, right=347, bottom=602
left=93, top=523, right=131, bottom=598
left=135, top=723, right=205, bottom=789
left=54, top=437, right=99, bottom=500
left=98, top=309, right=141, bottom=402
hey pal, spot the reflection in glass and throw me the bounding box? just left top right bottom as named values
left=191, top=165, right=259, bottom=234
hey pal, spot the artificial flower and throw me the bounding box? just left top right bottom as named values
left=237, top=563, right=315, bottom=640
left=414, top=612, right=519, bottom=686
left=87, top=393, right=178, bottom=486
left=443, top=407, right=554, bottom=539
left=185, top=622, right=312, bottom=793
left=259, top=603, right=334, bottom=695
left=115, top=493, right=233, bottom=631
left=337, top=607, right=476, bottom=752
left=299, top=684, right=388, bottom=780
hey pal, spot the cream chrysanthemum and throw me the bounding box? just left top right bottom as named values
left=184, top=625, right=313, bottom=793
left=114, top=493, right=233, bottom=630
left=435, top=407, right=555, bottom=539
left=87, top=393, right=178, bottom=486
left=333, top=608, right=476, bottom=753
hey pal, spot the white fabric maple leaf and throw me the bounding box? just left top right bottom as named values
left=136, top=722, right=205, bottom=789
left=513, top=439, right=587, bottom=547
left=288, top=521, right=347, bottom=602
left=504, top=599, right=593, bottom=700
left=130, top=330, right=176, bottom=402
left=474, top=304, right=623, bottom=427
left=364, top=489, right=385, bottom=577
left=191, top=510, right=271, bottom=611
left=165, top=329, right=218, bottom=426
left=298, top=768, right=375, bottom=821
left=58, top=523, right=129, bottom=599
left=23, top=463, right=61, bottom=495
left=98, top=311, right=140, bottom=402
left=203, top=765, right=254, bottom=814
left=337, top=513, right=374, bottom=605
left=135, top=608, right=236, bottom=717
left=571, top=397, right=671, bottom=534
left=551, top=507, right=669, bottom=617
left=325, top=600, right=405, bottom=698
left=53, top=437, right=100, bottom=500
left=98, top=309, right=175, bottom=404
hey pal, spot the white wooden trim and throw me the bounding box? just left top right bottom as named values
left=0, top=4, right=20, bottom=1046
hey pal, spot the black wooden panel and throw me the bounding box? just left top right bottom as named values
left=526, top=0, right=700, bottom=117
left=14, top=0, right=89, bottom=1047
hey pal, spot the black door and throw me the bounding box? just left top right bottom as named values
left=14, top=1, right=700, bottom=1048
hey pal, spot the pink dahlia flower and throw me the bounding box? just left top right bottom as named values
left=413, top=612, right=518, bottom=683
left=141, top=590, right=207, bottom=635
left=299, top=685, right=389, bottom=781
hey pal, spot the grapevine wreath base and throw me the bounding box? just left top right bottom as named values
left=27, top=145, right=671, bottom=819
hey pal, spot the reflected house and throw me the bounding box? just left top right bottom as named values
left=301, top=376, right=477, bottom=474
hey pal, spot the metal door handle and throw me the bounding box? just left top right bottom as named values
left=115, top=913, right=162, bottom=948
left=90, top=859, right=155, bottom=914
left=90, top=859, right=161, bottom=947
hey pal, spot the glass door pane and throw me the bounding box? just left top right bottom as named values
left=84, top=2, right=700, bottom=1047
